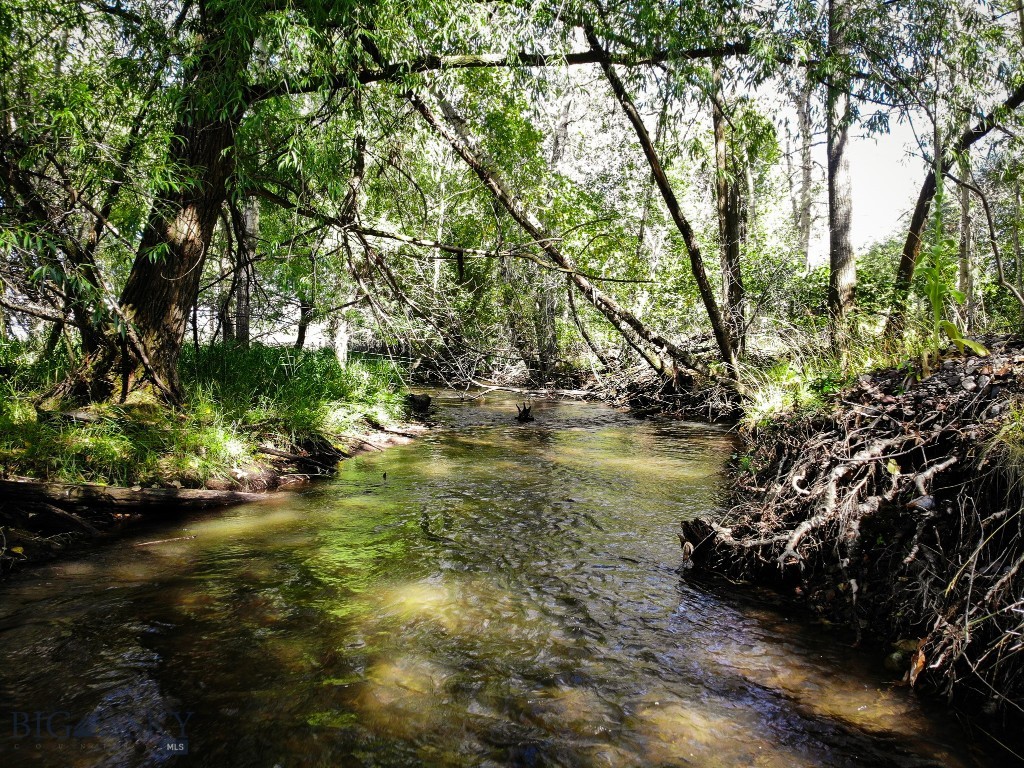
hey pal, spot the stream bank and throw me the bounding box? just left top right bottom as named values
left=0, top=343, right=420, bottom=578
left=682, top=335, right=1024, bottom=729
left=0, top=422, right=426, bottom=579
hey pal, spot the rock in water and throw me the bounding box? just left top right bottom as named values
left=406, top=393, right=432, bottom=414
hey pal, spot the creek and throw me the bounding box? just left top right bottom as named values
left=0, top=394, right=994, bottom=766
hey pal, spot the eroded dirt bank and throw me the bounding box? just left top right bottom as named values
left=682, top=336, right=1024, bottom=723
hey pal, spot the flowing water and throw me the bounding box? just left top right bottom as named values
left=0, top=394, right=1000, bottom=767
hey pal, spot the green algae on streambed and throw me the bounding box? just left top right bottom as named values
left=0, top=394, right=1007, bottom=766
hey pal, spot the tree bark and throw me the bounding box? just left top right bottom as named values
left=117, top=7, right=255, bottom=401
left=43, top=320, right=63, bottom=359
left=788, top=77, right=815, bottom=267
left=218, top=292, right=235, bottom=343
left=826, top=0, right=856, bottom=353
left=294, top=299, right=313, bottom=351
left=230, top=199, right=258, bottom=348
left=712, top=66, right=746, bottom=356
left=328, top=313, right=350, bottom=366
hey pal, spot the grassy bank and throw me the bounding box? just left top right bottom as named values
left=0, top=341, right=407, bottom=489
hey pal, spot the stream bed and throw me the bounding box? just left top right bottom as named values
left=0, top=394, right=1001, bottom=766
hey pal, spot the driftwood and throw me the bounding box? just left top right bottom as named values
left=0, top=478, right=268, bottom=514
left=256, top=445, right=337, bottom=471
left=515, top=402, right=534, bottom=422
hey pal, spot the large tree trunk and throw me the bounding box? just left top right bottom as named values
left=120, top=121, right=238, bottom=397
left=826, top=0, right=856, bottom=353
left=116, top=8, right=254, bottom=401
left=712, top=66, right=746, bottom=357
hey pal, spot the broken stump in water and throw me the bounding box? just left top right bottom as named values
left=516, top=402, right=534, bottom=422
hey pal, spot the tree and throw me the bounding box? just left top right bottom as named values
left=784, top=74, right=817, bottom=268
left=229, top=199, right=258, bottom=349
left=825, top=0, right=856, bottom=353
left=712, top=64, right=746, bottom=357
left=584, top=24, right=737, bottom=376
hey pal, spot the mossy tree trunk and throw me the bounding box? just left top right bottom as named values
left=110, top=4, right=256, bottom=402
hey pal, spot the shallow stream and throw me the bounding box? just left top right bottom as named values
left=0, top=394, right=998, bottom=766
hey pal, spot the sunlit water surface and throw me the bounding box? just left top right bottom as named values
left=0, top=394, right=998, bottom=766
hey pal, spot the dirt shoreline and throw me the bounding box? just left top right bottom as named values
left=0, top=424, right=427, bottom=580
left=681, top=336, right=1024, bottom=729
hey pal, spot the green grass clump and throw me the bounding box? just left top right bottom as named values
left=740, top=328, right=926, bottom=429
left=0, top=341, right=406, bottom=487
left=180, top=344, right=404, bottom=441
left=983, top=404, right=1024, bottom=498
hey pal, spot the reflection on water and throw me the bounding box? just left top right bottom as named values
left=0, top=394, right=999, bottom=766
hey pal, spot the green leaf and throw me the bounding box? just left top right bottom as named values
left=958, top=338, right=989, bottom=356
left=939, top=321, right=963, bottom=340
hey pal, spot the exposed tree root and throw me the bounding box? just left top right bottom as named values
left=604, top=363, right=741, bottom=421
left=681, top=337, right=1024, bottom=723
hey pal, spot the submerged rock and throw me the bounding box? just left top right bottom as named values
left=406, top=393, right=432, bottom=414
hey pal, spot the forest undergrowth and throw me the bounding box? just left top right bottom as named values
left=0, top=340, right=407, bottom=489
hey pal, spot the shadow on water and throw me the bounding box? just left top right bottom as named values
left=0, top=392, right=1012, bottom=766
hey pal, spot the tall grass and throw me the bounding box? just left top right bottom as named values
left=180, top=344, right=404, bottom=439
left=0, top=341, right=405, bottom=486
left=739, top=323, right=929, bottom=428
